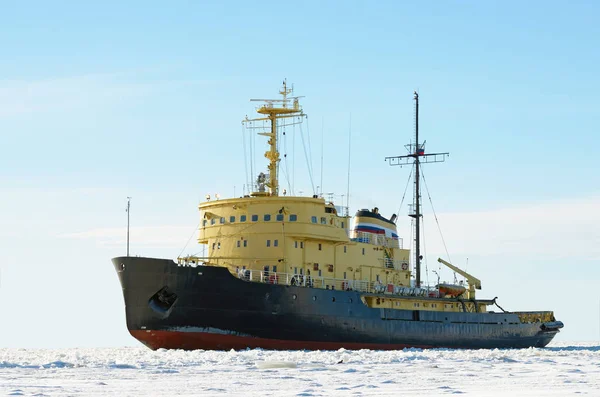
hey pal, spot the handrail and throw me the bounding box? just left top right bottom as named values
left=378, top=258, right=410, bottom=270
left=235, top=269, right=441, bottom=297
left=349, top=231, right=402, bottom=248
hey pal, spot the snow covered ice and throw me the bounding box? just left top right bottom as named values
left=1, top=342, right=599, bottom=396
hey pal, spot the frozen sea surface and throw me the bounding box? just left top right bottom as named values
left=1, top=342, right=599, bottom=396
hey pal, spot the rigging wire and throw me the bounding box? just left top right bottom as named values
left=249, top=121, right=255, bottom=190
left=420, top=166, right=453, bottom=268
left=306, top=116, right=315, bottom=195
left=242, top=123, right=250, bottom=194
left=410, top=217, right=415, bottom=282
left=178, top=221, right=201, bottom=259
left=292, top=117, right=296, bottom=195
left=396, top=163, right=415, bottom=220
left=422, top=210, right=429, bottom=287
left=346, top=114, right=351, bottom=215
left=320, top=117, right=324, bottom=197
left=299, top=120, right=316, bottom=194
left=282, top=121, right=292, bottom=194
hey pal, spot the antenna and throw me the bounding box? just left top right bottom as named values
left=346, top=113, right=352, bottom=216
left=320, top=117, right=324, bottom=197
left=385, top=92, right=449, bottom=287
left=126, top=197, right=131, bottom=257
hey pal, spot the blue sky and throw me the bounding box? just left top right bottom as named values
left=1, top=1, right=599, bottom=347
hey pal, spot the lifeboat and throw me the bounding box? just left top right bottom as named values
left=437, top=283, right=467, bottom=298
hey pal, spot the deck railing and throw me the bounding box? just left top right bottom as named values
left=379, top=258, right=410, bottom=270
left=349, top=231, right=402, bottom=249
left=235, top=268, right=439, bottom=297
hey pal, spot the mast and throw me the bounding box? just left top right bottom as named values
left=126, top=196, right=131, bottom=257
left=414, top=92, right=421, bottom=287
left=244, top=80, right=305, bottom=196
left=385, top=92, right=449, bottom=287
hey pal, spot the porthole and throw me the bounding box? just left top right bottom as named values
left=313, top=296, right=317, bottom=301
left=348, top=298, right=353, bottom=303
left=331, top=297, right=336, bottom=302
left=292, top=294, right=297, bottom=300
left=119, top=263, right=125, bottom=271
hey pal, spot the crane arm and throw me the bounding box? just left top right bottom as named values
left=437, top=258, right=482, bottom=290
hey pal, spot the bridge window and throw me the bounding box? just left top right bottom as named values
left=362, top=248, right=365, bottom=255
left=211, top=219, right=216, bottom=225
left=273, top=265, right=277, bottom=273
left=320, top=217, right=326, bottom=224
left=343, top=246, right=347, bottom=253
left=274, top=239, right=278, bottom=247
left=243, top=240, right=247, bottom=247
left=220, top=217, right=225, bottom=224
left=376, top=275, right=379, bottom=282
left=300, top=242, right=304, bottom=249
left=289, top=214, right=297, bottom=221
left=276, top=214, right=284, bottom=221
left=343, top=272, right=347, bottom=279
left=318, top=270, right=322, bottom=277
left=230, top=216, right=235, bottom=223
left=236, top=241, right=240, bottom=248
left=202, top=220, right=207, bottom=227
left=264, top=214, right=271, bottom=221
left=266, top=240, right=271, bottom=247
left=212, top=243, right=215, bottom=250
left=311, top=216, right=317, bottom=223
left=318, top=243, right=322, bottom=251
left=251, top=215, right=258, bottom=222
left=240, top=215, right=247, bottom=222
left=341, top=221, right=345, bottom=228
left=217, top=242, right=221, bottom=249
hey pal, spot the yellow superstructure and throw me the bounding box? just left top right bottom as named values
left=178, top=81, right=489, bottom=314
left=197, top=195, right=410, bottom=287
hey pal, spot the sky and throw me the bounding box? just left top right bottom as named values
left=1, top=1, right=599, bottom=347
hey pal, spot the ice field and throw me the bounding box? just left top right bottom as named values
left=1, top=342, right=599, bottom=396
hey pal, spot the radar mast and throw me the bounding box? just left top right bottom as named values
left=243, top=80, right=305, bottom=196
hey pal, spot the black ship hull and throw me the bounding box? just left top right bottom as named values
left=112, top=256, right=561, bottom=350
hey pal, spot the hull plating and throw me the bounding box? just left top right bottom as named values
left=113, top=256, right=560, bottom=350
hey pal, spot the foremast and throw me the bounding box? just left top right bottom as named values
left=243, top=80, right=305, bottom=196
left=385, top=92, right=449, bottom=287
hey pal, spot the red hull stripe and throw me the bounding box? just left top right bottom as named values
left=130, top=329, right=434, bottom=351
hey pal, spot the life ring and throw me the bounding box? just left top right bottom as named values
left=401, top=263, right=409, bottom=271
left=269, top=274, right=279, bottom=284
